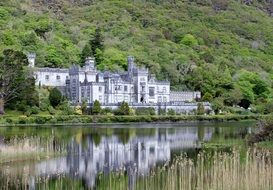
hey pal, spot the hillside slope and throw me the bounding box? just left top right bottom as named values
left=1, top=0, right=273, bottom=111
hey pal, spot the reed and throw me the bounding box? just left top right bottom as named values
left=0, top=136, right=67, bottom=164
left=1, top=148, right=273, bottom=190
left=92, top=148, right=273, bottom=190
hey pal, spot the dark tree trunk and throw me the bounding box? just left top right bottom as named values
left=0, top=99, right=5, bottom=115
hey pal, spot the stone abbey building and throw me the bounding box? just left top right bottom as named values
left=28, top=53, right=210, bottom=113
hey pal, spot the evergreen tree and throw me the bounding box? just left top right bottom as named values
left=80, top=27, right=104, bottom=65
left=91, top=27, right=104, bottom=65
left=92, top=100, right=101, bottom=115
left=49, top=87, right=62, bottom=107
left=81, top=99, right=88, bottom=115
left=91, top=27, right=104, bottom=54
left=80, top=43, right=93, bottom=65
left=197, top=102, right=205, bottom=115
left=118, top=101, right=130, bottom=115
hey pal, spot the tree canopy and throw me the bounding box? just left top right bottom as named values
left=0, top=49, right=36, bottom=114
left=1, top=0, right=273, bottom=113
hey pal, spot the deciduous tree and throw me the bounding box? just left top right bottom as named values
left=0, top=49, right=34, bottom=114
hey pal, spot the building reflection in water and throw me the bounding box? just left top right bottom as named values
left=34, top=127, right=213, bottom=188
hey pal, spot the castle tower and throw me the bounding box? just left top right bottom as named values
left=27, top=53, right=36, bottom=68
left=127, top=56, right=135, bottom=73
left=85, top=57, right=95, bottom=70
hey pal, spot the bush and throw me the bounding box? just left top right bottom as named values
left=18, top=116, right=27, bottom=124
left=5, top=118, right=13, bottom=123
left=135, top=107, right=156, bottom=115
left=180, top=34, right=198, bottom=47
left=17, top=101, right=28, bottom=113
left=247, top=119, right=273, bottom=145
left=35, top=116, right=47, bottom=124
left=101, top=108, right=113, bottom=115
left=58, top=101, right=74, bottom=115
left=25, top=108, right=32, bottom=117
left=92, top=100, right=101, bottom=115
left=74, top=105, right=82, bottom=115
left=197, top=103, right=205, bottom=115
left=167, top=109, right=176, bottom=116
left=264, top=102, right=273, bottom=114
left=81, top=100, right=88, bottom=115
left=48, top=106, right=56, bottom=115
left=115, top=102, right=130, bottom=115
left=49, top=87, right=62, bottom=107
left=158, top=108, right=166, bottom=115
left=31, top=106, right=40, bottom=114
left=39, top=102, right=49, bottom=111
left=202, top=92, right=213, bottom=102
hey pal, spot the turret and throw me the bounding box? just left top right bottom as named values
left=27, top=53, right=36, bottom=68
left=85, top=57, right=95, bottom=69
left=127, top=56, right=135, bottom=73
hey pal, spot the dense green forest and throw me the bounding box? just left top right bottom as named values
left=1, top=0, right=273, bottom=113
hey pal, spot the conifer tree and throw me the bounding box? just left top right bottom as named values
left=92, top=100, right=101, bottom=115
left=49, top=87, right=62, bottom=107
left=91, top=27, right=104, bottom=65
left=197, top=102, right=205, bottom=115
left=118, top=101, right=130, bottom=115
left=80, top=43, right=93, bottom=65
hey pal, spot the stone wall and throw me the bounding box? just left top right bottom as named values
left=35, top=68, right=69, bottom=87
left=97, top=102, right=211, bottom=114
left=170, top=91, right=201, bottom=102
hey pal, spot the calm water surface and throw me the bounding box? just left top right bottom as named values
left=0, top=121, right=256, bottom=189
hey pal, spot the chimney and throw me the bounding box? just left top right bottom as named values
left=27, top=53, right=36, bottom=68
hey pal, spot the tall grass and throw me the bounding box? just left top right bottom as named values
left=93, top=148, right=273, bottom=190
left=133, top=150, right=273, bottom=190
left=2, top=148, right=272, bottom=190
left=0, top=136, right=66, bottom=164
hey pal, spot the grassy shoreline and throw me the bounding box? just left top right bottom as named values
left=0, top=114, right=270, bottom=126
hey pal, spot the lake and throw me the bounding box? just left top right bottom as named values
left=1, top=121, right=272, bottom=190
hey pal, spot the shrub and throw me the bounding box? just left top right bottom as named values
left=92, top=100, right=101, bottom=115
left=247, top=119, right=273, bottom=145
left=167, top=109, right=176, bottom=116
left=17, top=101, right=28, bottom=113
left=158, top=108, right=166, bottom=115
left=48, top=106, right=56, bottom=115
left=135, top=108, right=156, bottom=115
left=197, top=103, right=205, bottom=115
left=58, top=101, right=74, bottom=115
left=25, top=108, right=32, bottom=117
left=18, top=116, right=27, bottom=124
left=180, top=34, right=198, bottom=47
left=81, top=100, right=88, bottom=115
left=264, top=102, right=273, bottom=114
left=39, top=102, right=49, bottom=111
left=101, top=108, right=113, bottom=115
left=202, top=92, right=213, bottom=102
left=35, top=116, right=47, bottom=124
left=49, top=117, right=58, bottom=124
left=31, top=106, right=40, bottom=114
left=5, top=118, right=13, bottom=123
left=74, top=105, right=82, bottom=115
left=49, top=87, right=62, bottom=107
left=115, top=102, right=130, bottom=115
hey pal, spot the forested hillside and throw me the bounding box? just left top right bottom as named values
left=1, top=0, right=273, bottom=112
